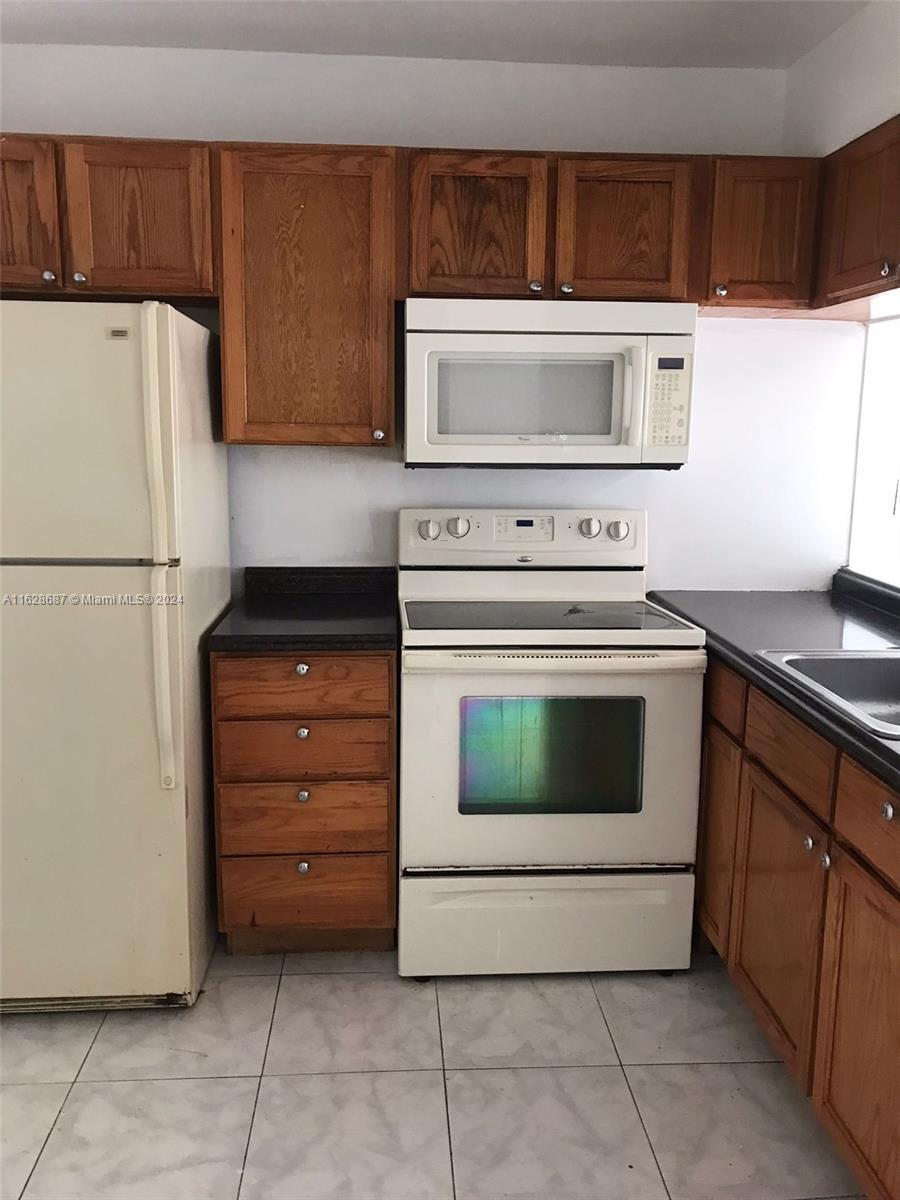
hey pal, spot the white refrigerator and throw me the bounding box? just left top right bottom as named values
left=1, top=300, right=230, bottom=1010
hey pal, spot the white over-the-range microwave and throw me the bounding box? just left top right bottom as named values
left=404, top=299, right=697, bottom=468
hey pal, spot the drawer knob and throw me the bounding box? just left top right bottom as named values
left=714, top=283, right=728, bottom=297
left=802, top=835, right=815, bottom=852
left=820, top=852, right=832, bottom=871
left=882, top=801, right=895, bottom=822
left=559, top=282, right=574, bottom=295
left=297, top=789, right=310, bottom=803
left=295, top=663, right=310, bottom=675
left=297, top=727, right=310, bottom=739
left=72, top=271, right=88, bottom=284
left=297, top=861, right=310, bottom=874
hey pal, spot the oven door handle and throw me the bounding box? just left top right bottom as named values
left=402, top=651, right=707, bottom=674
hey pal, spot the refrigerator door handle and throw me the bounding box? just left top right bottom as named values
left=140, top=303, right=170, bottom=564
left=150, top=564, right=177, bottom=790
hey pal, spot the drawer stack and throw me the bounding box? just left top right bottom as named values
left=211, top=652, right=396, bottom=950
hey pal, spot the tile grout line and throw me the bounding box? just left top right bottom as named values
left=15, top=1011, right=108, bottom=1200
left=235, top=971, right=283, bottom=1200
left=588, top=974, right=673, bottom=1200
left=433, top=980, right=458, bottom=1200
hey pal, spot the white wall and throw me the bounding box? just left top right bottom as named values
left=228, top=320, right=865, bottom=591
left=784, top=1, right=900, bottom=155
left=0, top=42, right=786, bottom=153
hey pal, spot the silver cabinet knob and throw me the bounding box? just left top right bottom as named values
left=714, top=283, right=728, bottom=297
left=297, top=790, right=310, bottom=803
left=560, top=282, right=574, bottom=295
left=882, top=801, right=894, bottom=822
left=578, top=517, right=601, bottom=539
left=802, top=834, right=815, bottom=852
left=528, top=280, right=543, bottom=293
left=296, top=861, right=310, bottom=874
left=72, top=271, right=87, bottom=284
left=446, top=516, right=471, bottom=538
left=41, top=269, right=57, bottom=283
left=418, top=519, right=441, bottom=541
left=296, top=727, right=310, bottom=739
left=372, top=429, right=385, bottom=441
left=880, top=261, right=891, bottom=278
left=820, top=852, right=832, bottom=870
left=295, top=663, right=310, bottom=676
left=607, top=519, right=630, bottom=542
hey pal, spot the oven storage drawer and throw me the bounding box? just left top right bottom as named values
left=398, top=871, right=694, bottom=975
left=221, top=854, right=391, bottom=929
left=217, top=781, right=390, bottom=855
left=215, top=719, right=391, bottom=781
left=212, top=654, right=391, bottom=718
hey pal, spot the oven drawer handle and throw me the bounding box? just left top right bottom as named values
left=402, top=651, right=707, bottom=674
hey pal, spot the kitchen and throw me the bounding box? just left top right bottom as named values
left=0, top=2, right=898, bottom=1198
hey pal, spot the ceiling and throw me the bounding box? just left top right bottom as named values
left=0, top=0, right=871, bottom=69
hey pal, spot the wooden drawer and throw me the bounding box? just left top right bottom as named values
left=213, top=654, right=391, bottom=718
left=705, top=658, right=748, bottom=740
left=834, top=757, right=900, bottom=892
left=216, top=718, right=391, bottom=781
left=218, top=781, right=389, bottom=855
left=745, top=688, right=837, bottom=822
left=220, top=854, right=391, bottom=929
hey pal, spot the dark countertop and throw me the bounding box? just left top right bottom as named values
left=209, top=567, right=398, bottom=652
left=650, top=584, right=900, bottom=792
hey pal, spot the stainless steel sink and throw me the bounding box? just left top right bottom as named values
left=758, top=650, right=900, bottom=739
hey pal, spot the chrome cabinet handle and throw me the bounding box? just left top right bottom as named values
left=714, top=283, right=728, bottom=297
left=296, top=861, right=310, bottom=874
left=72, top=271, right=87, bottom=284
left=372, top=429, right=385, bottom=441
left=295, top=663, right=309, bottom=676
left=296, top=727, right=310, bottom=739
left=297, top=790, right=310, bottom=803
left=880, top=261, right=891, bottom=278
left=41, top=269, right=57, bottom=282
left=560, top=282, right=574, bottom=295
left=802, top=835, right=815, bottom=852
left=820, top=852, right=832, bottom=870
left=882, top=801, right=894, bottom=822
left=528, top=280, right=543, bottom=293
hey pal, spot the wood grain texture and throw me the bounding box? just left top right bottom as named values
left=696, top=720, right=743, bottom=959
left=834, top=757, right=900, bottom=893
left=227, top=927, right=394, bottom=953
left=708, top=157, right=820, bottom=305
left=212, top=653, right=391, bottom=719
left=220, top=854, right=391, bottom=929
left=409, top=151, right=549, bottom=295
left=215, top=718, right=391, bottom=782
left=728, top=761, right=830, bottom=1090
left=704, top=657, right=748, bottom=741
left=817, top=114, right=900, bottom=304
left=555, top=158, right=692, bottom=298
left=0, top=135, right=61, bottom=287
left=61, top=140, right=213, bottom=293
left=745, top=687, right=837, bottom=823
left=219, top=146, right=395, bottom=445
left=218, top=781, right=390, bottom=855
left=813, top=848, right=899, bottom=1200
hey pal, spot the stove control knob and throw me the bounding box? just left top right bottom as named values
left=607, top=520, right=630, bottom=542
left=446, top=516, right=471, bottom=539
left=578, top=517, right=602, bottom=539
left=417, top=519, right=441, bottom=541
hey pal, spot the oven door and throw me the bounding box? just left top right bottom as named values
left=405, top=333, right=646, bottom=466
left=400, top=649, right=706, bottom=868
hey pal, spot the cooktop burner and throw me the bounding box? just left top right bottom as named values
left=404, top=600, right=692, bottom=632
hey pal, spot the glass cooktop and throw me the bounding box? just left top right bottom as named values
left=404, top=600, right=692, bottom=631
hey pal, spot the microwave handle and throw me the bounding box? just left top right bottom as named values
left=623, top=348, right=646, bottom=447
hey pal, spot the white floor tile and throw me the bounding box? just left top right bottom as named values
left=282, top=950, right=397, bottom=975
left=0, top=1084, right=68, bottom=1200
left=204, top=944, right=283, bottom=978
left=0, top=1013, right=104, bottom=1084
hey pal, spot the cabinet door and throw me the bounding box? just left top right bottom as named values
left=696, top=720, right=742, bottom=958
left=555, top=158, right=692, bottom=299
left=728, top=761, right=830, bottom=1088
left=61, top=140, right=213, bottom=293
left=0, top=135, right=61, bottom=289
left=708, top=158, right=820, bottom=305
left=814, top=849, right=899, bottom=1200
left=220, top=147, right=395, bottom=445
left=818, top=115, right=900, bottom=303
left=410, top=152, right=549, bottom=296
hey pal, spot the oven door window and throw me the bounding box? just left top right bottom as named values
left=458, top=696, right=644, bottom=815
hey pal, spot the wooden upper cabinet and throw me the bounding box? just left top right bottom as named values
left=409, top=152, right=549, bottom=296
left=728, top=761, right=830, bottom=1089
left=220, top=146, right=395, bottom=445
left=555, top=158, right=693, bottom=299
left=818, top=115, right=900, bottom=303
left=708, top=157, right=820, bottom=305
left=813, top=849, right=899, bottom=1200
left=696, top=719, right=742, bottom=958
left=0, top=135, right=62, bottom=288
left=61, top=139, right=213, bottom=293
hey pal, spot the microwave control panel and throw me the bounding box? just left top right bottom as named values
left=647, top=353, right=692, bottom=447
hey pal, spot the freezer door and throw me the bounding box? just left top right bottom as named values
left=0, top=564, right=192, bottom=1003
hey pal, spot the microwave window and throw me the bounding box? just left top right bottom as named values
left=436, top=357, right=616, bottom=438
left=458, top=696, right=644, bottom=815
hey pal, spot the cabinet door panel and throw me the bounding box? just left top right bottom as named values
left=818, top=115, right=900, bottom=303
left=0, top=135, right=61, bottom=288
left=410, top=152, right=548, bottom=295
left=556, top=159, right=692, bottom=298
left=813, top=849, right=899, bottom=1200
left=696, top=720, right=742, bottom=958
left=221, top=147, right=394, bottom=445
left=728, top=761, right=829, bottom=1088
left=61, top=140, right=213, bottom=293
left=708, top=158, right=819, bottom=305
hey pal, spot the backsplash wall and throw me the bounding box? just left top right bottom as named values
left=229, top=319, right=866, bottom=591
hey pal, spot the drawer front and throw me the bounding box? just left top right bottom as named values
left=834, top=757, right=900, bottom=892
left=218, top=781, right=390, bottom=855
left=705, top=658, right=748, bottom=740
left=745, top=688, right=837, bottom=822
left=213, top=654, right=391, bottom=718
left=220, top=854, right=391, bottom=929
left=216, top=719, right=391, bottom=781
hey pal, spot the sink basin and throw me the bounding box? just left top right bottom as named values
left=758, top=650, right=900, bottom=739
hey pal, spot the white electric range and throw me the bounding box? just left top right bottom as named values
left=397, top=507, right=707, bottom=977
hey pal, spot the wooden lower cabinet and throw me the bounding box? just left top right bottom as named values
left=696, top=719, right=742, bottom=957
left=728, top=761, right=830, bottom=1089
left=813, top=848, right=900, bottom=1200
left=220, top=854, right=391, bottom=929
